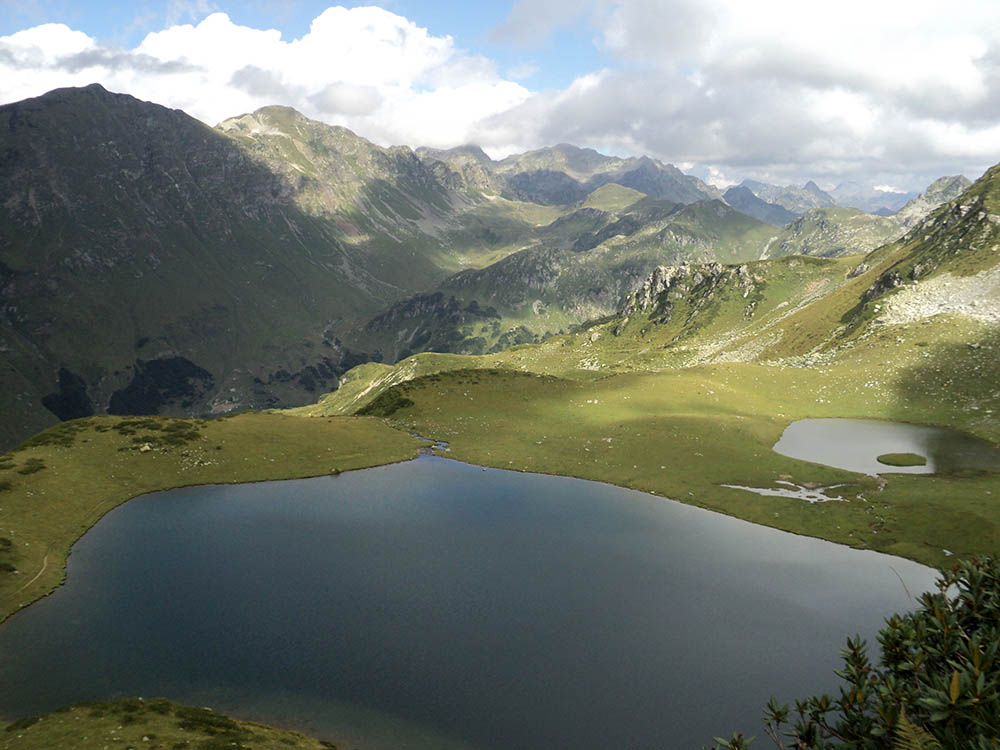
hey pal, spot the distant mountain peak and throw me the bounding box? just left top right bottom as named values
left=739, top=179, right=834, bottom=215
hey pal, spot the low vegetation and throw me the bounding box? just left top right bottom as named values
left=707, top=556, right=1000, bottom=749
left=0, top=697, right=338, bottom=750
left=877, top=453, right=928, bottom=467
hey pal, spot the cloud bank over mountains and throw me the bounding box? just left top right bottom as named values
left=1, top=1, right=998, bottom=190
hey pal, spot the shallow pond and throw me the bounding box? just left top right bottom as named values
left=773, top=418, right=1000, bottom=475
left=0, top=455, right=936, bottom=750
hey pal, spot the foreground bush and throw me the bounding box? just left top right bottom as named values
left=708, top=556, right=1000, bottom=749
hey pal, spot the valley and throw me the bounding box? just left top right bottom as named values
left=0, top=82, right=998, bottom=750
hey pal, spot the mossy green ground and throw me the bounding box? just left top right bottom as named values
left=877, top=453, right=927, bottom=467
left=0, top=413, right=421, bottom=622
left=0, top=698, right=336, bottom=750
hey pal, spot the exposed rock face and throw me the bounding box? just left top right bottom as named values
left=776, top=207, right=903, bottom=257
left=856, top=165, right=1000, bottom=310
left=894, top=175, right=974, bottom=228
left=863, top=271, right=904, bottom=302
left=617, top=262, right=758, bottom=329
left=875, top=266, right=1000, bottom=325
left=740, top=179, right=836, bottom=215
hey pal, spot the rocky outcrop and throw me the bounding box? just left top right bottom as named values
left=617, top=262, right=759, bottom=332
left=894, top=175, right=973, bottom=228
left=862, top=271, right=904, bottom=302
left=776, top=207, right=903, bottom=258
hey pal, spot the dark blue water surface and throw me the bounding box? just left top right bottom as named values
left=0, top=456, right=936, bottom=750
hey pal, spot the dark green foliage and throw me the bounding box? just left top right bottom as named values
left=16, top=458, right=46, bottom=475
left=17, top=419, right=90, bottom=449
left=0, top=481, right=10, bottom=492
left=111, top=417, right=205, bottom=451
left=5, top=714, right=41, bottom=732
left=877, top=453, right=928, bottom=467
left=356, top=387, right=415, bottom=417
left=147, top=698, right=173, bottom=715
left=174, top=706, right=241, bottom=735
left=707, top=557, right=1000, bottom=749
left=0, top=537, right=14, bottom=572
left=489, top=325, right=540, bottom=353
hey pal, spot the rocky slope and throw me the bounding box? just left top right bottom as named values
left=740, top=179, right=836, bottom=215
left=345, top=197, right=779, bottom=361
left=311, top=160, right=1000, bottom=416
left=421, top=143, right=723, bottom=206
left=771, top=207, right=903, bottom=257
left=723, top=186, right=797, bottom=226
left=0, top=84, right=979, bottom=450
left=893, top=175, right=973, bottom=228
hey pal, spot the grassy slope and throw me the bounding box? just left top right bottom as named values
left=298, top=169, right=1000, bottom=569
left=356, top=339, right=998, bottom=570
left=0, top=414, right=421, bottom=622
left=580, top=183, right=646, bottom=211
left=0, top=166, right=997, bottom=747
left=773, top=206, right=903, bottom=258
left=0, top=698, right=336, bottom=750
left=342, top=198, right=782, bottom=362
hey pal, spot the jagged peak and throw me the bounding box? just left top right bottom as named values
left=417, top=143, right=493, bottom=165
left=217, top=106, right=371, bottom=147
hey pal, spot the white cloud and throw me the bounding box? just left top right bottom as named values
left=0, top=7, right=531, bottom=150
left=506, top=62, right=539, bottom=80
left=483, top=0, right=1000, bottom=188
left=0, top=2, right=997, bottom=188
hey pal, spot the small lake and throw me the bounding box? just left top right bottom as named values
left=0, top=456, right=936, bottom=750
left=774, top=418, right=1000, bottom=475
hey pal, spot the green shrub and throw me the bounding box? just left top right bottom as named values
left=707, top=557, right=1000, bottom=749
left=174, top=706, right=240, bottom=735
left=356, top=387, right=415, bottom=417
left=4, top=715, right=41, bottom=732
left=16, top=458, right=46, bottom=475
left=877, top=453, right=928, bottom=467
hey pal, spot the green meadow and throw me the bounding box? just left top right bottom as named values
left=0, top=698, right=337, bottom=750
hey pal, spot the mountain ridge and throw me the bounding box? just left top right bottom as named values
left=0, top=84, right=983, bottom=449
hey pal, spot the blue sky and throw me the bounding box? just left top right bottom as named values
left=1, top=0, right=998, bottom=190
left=0, top=0, right=606, bottom=90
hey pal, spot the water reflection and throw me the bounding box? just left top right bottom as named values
left=773, top=418, right=1000, bottom=475
left=0, top=456, right=936, bottom=750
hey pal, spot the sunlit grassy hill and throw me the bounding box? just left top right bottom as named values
left=293, top=163, right=1000, bottom=568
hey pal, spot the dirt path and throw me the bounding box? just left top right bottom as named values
left=17, top=554, right=47, bottom=593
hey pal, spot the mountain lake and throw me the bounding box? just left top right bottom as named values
left=0, top=454, right=937, bottom=750
left=773, top=418, right=1000, bottom=475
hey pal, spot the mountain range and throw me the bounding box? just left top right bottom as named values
left=0, top=85, right=977, bottom=449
